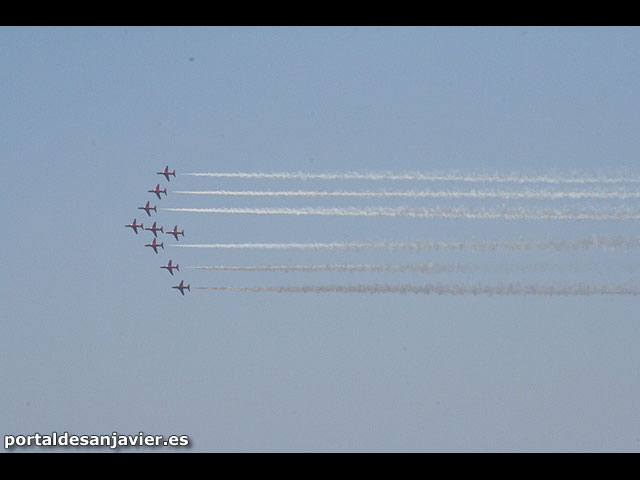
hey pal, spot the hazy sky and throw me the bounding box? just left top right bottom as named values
left=1, top=26, right=639, bottom=452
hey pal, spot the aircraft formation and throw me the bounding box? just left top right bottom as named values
left=125, top=166, right=190, bottom=295
left=121, top=167, right=640, bottom=298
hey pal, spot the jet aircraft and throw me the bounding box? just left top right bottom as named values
left=145, top=238, right=164, bottom=254
left=148, top=184, right=167, bottom=199
left=166, top=225, right=185, bottom=241
left=145, top=222, right=164, bottom=237
left=125, top=218, right=144, bottom=234
left=173, top=280, right=190, bottom=295
left=157, top=166, right=176, bottom=182
left=138, top=201, right=157, bottom=217
left=161, top=259, right=180, bottom=275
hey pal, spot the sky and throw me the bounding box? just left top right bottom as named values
left=1, top=26, right=639, bottom=452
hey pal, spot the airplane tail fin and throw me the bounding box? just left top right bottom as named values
left=160, top=243, right=164, bottom=249
left=176, top=264, right=180, bottom=271
left=160, top=226, right=164, bottom=233
left=186, top=284, right=190, bottom=291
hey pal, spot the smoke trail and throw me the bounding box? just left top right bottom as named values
left=181, top=170, right=640, bottom=184
left=162, top=206, right=640, bottom=221
left=186, top=263, right=467, bottom=273
left=195, top=283, right=640, bottom=296
left=172, top=189, right=640, bottom=200
left=185, top=262, right=640, bottom=274
left=171, top=235, right=640, bottom=252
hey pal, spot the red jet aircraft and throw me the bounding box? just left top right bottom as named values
left=125, top=218, right=144, bottom=234
left=173, top=280, right=190, bottom=295
left=145, top=222, right=164, bottom=237
left=161, top=259, right=180, bottom=276
left=138, top=201, right=157, bottom=217
left=148, top=184, right=167, bottom=200
left=157, top=166, right=176, bottom=182
left=145, top=238, right=164, bottom=254
left=166, top=225, right=185, bottom=241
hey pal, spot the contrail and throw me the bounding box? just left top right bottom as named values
left=161, top=206, right=640, bottom=221
left=172, top=189, right=640, bottom=200
left=195, top=283, right=640, bottom=296
left=171, top=235, right=640, bottom=252
left=181, top=171, right=640, bottom=184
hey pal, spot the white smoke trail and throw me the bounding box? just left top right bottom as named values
left=185, top=262, right=640, bottom=274
left=195, top=283, right=640, bottom=296
left=162, top=206, right=640, bottom=221
left=181, top=170, right=640, bottom=184
left=172, top=189, right=640, bottom=200
left=170, top=236, right=640, bottom=252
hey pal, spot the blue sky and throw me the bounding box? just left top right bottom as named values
left=1, top=26, right=639, bottom=451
